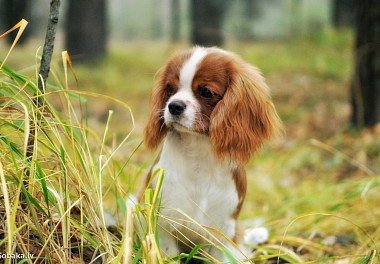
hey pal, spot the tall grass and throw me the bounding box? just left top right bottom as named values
left=1, top=56, right=128, bottom=262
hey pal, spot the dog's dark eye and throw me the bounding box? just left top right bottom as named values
left=200, top=87, right=213, bottom=100
left=166, top=84, right=174, bottom=95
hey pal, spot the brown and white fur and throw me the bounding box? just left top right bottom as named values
left=142, top=47, right=282, bottom=262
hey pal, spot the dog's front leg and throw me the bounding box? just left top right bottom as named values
left=158, top=228, right=180, bottom=260
left=207, top=244, right=249, bottom=264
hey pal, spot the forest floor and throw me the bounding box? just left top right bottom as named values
left=1, top=30, right=379, bottom=263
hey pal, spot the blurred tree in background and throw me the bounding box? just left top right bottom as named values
left=65, top=0, right=107, bottom=63
left=239, top=0, right=260, bottom=40
left=170, top=0, right=180, bottom=41
left=332, top=0, right=356, bottom=28
left=190, top=0, right=227, bottom=46
left=1, top=0, right=334, bottom=47
left=1, top=0, right=31, bottom=44
left=227, top=0, right=260, bottom=40
left=350, top=0, right=380, bottom=128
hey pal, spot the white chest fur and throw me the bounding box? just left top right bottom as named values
left=153, top=132, right=239, bottom=242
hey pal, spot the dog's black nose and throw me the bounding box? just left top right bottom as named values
left=168, top=100, right=186, bottom=116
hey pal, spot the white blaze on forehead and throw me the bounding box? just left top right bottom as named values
left=179, top=47, right=208, bottom=90
left=165, top=47, right=208, bottom=130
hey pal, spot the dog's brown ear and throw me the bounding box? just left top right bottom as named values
left=144, top=71, right=168, bottom=149
left=210, top=56, right=282, bottom=164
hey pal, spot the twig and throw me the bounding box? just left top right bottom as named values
left=36, top=0, right=61, bottom=106
left=25, top=0, right=61, bottom=184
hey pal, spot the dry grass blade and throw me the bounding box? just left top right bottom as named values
left=0, top=160, right=12, bottom=264
left=0, top=19, right=29, bottom=69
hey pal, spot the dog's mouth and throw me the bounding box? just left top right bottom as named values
left=167, top=121, right=200, bottom=135
left=169, top=121, right=191, bottom=132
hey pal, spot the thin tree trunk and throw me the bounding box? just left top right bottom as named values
left=350, top=0, right=380, bottom=127
left=240, top=0, right=259, bottom=40
left=36, top=0, right=61, bottom=105
left=332, top=0, right=356, bottom=28
left=66, top=0, right=107, bottom=62
left=170, top=0, right=180, bottom=41
left=25, top=0, right=61, bottom=184
left=190, top=0, right=226, bottom=47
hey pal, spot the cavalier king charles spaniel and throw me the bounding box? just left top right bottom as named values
left=141, top=46, right=282, bottom=262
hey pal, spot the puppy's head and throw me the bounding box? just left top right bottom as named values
left=145, top=47, right=282, bottom=164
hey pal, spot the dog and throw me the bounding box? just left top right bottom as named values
left=141, top=46, right=282, bottom=262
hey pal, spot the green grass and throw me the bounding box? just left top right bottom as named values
left=0, top=29, right=379, bottom=263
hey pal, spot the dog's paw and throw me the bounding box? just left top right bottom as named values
left=244, top=227, right=269, bottom=246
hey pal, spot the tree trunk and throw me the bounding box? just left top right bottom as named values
left=190, top=0, right=226, bottom=47
left=66, top=0, right=107, bottom=63
left=350, top=0, right=380, bottom=128
left=1, top=0, right=31, bottom=44
left=332, top=0, right=356, bottom=28
left=237, top=0, right=260, bottom=40
left=170, top=0, right=180, bottom=41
